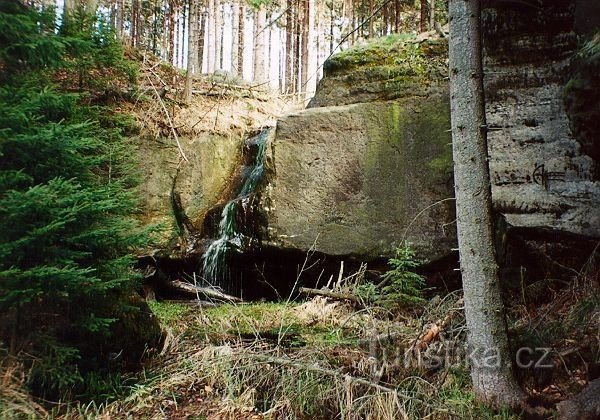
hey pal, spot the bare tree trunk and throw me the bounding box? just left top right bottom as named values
left=214, top=0, right=222, bottom=70
left=394, top=0, right=400, bottom=33
left=115, top=0, right=124, bottom=37
left=181, top=2, right=187, bottom=68
left=184, top=0, right=198, bottom=104
left=231, top=0, right=240, bottom=76
left=253, top=4, right=267, bottom=83
left=207, top=0, right=216, bottom=73
left=132, top=0, right=142, bottom=47
left=429, top=0, right=435, bottom=31
left=285, top=0, right=294, bottom=93
left=300, top=0, right=309, bottom=94
left=238, top=2, right=245, bottom=79
left=198, top=6, right=206, bottom=72
left=420, top=0, right=427, bottom=32
left=448, top=0, right=524, bottom=409
left=368, top=0, right=374, bottom=37
left=306, top=0, right=317, bottom=95
left=294, top=0, right=301, bottom=94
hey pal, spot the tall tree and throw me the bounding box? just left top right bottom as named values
left=207, top=0, right=216, bottom=72
left=419, top=0, right=427, bottom=32
left=285, top=0, right=295, bottom=93
left=448, top=0, right=523, bottom=408
left=184, top=0, right=198, bottom=103
left=231, top=0, right=240, bottom=76
left=253, top=3, right=267, bottom=83
left=214, top=0, right=222, bottom=69
left=238, top=1, right=246, bottom=78
left=300, top=0, right=309, bottom=93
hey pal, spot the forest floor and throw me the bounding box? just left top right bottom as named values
left=45, top=256, right=598, bottom=419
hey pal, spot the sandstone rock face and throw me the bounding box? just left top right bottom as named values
left=136, top=132, right=243, bottom=240
left=263, top=93, right=455, bottom=262
left=482, top=0, right=600, bottom=238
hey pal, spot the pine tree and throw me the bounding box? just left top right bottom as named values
left=0, top=3, right=160, bottom=397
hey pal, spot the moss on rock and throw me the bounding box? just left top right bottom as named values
left=310, top=34, right=448, bottom=108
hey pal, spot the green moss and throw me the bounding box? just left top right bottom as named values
left=324, top=34, right=447, bottom=81
left=362, top=95, right=452, bottom=212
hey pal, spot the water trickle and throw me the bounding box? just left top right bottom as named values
left=201, top=129, right=269, bottom=293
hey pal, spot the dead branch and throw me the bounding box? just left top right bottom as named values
left=413, top=298, right=464, bottom=351
left=298, top=287, right=363, bottom=307
left=244, top=353, right=449, bottom=414
left=170, top=280, right=242, bottom=303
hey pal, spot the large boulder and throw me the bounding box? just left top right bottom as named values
left=263, top=92, right=455, bottom=262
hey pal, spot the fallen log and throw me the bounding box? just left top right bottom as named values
left=163, top=299, right=220, bottom=308
left=170, top=280, right=242, bottom=303
left=298, top=287, right=363, bottom=307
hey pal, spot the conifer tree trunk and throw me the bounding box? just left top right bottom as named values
left=285, top=0, right=295, bottom=93
left=300, top=0, right=309, bottom=94
left=184, top=0, right=198, bottom=104
left=197, top=6, right=206, bottom=72
left=448, top=0, right=523, bottom=408
left=420, top=0, right=427, bottom=32
left=231, top=0, right=240, bottom=76
left=238, top=2, right=246, bottom=78
left=394, top=0, right=401, bottom=33
left=253, top=4, right=267, bottom=83
left=207, top=0, right=216, bottom=72
left=214, top=0, right=222, bottom=70
left=116, top=0, right=124, bottom=37
left=306, top=0, right=317, bottom=95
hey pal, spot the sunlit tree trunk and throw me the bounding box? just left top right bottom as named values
left=214, top=0, right=222, bottom=70
left=300, top=0, right=309, bottom=94
left=253, top=4, right=267, bottom=83
left=184, top=0, right=198, bottom=104
left=238, top=2, right=246, bottom=78
left=207, top=0, right=216, bottom=72
left=448, top=0, right=524, bottom=408
left=285, top=0, right=295, bottom=93
left=306, top=0, right=317, bottom=96
left=231, top=0, right=240, bottom=76
left=197, top=5, right=206, bottom=72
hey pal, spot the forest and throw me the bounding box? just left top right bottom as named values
left=0, top=0, right=599, bottom=418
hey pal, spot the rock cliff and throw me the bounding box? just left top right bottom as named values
left=259, top=0, right=598, bottom=266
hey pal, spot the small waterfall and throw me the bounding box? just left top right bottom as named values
left=201, top=130, right=269, bottom=293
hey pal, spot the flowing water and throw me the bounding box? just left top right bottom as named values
left=201, top=130, right=269, bottom=293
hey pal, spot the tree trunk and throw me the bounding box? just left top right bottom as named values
left=214, top=0, right=222, bottom=70
left=115, top=0, right=124, bottom=37
left=300, top=0, right=309, bottom=94
left=419, top=0, right=427, bottom=32
left=429, top=0, right=435, bottom=31
left=184, top=0, right=198, bottom=104
left=285, top=0, right=294, bottom=93
left=448, top=0, right=523, bottom=408
left=207, top=0, right=216, bottom=73
left=197, top=6, right=206, bottom=73
left=253, top=4, right=267, bottom=83
left=306, top=0, right=317, bottom=95
left=394, top=0, right=401, bottom=33
left=238, top=2, right=246, bottom=79
left=231, top=0, right=240, bottom=76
